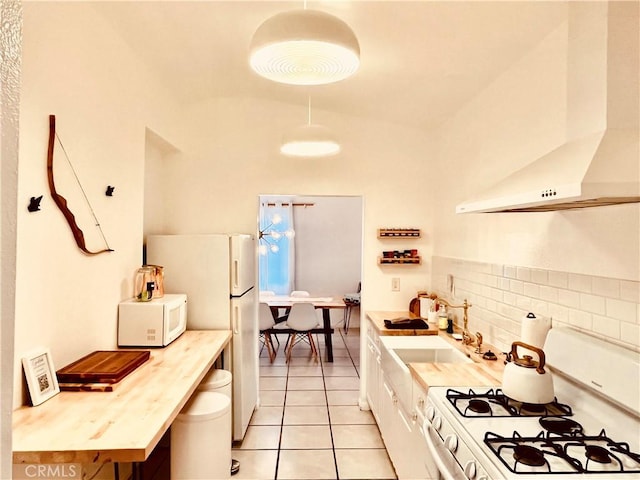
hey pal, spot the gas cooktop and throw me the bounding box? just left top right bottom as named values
left=446, top=387, right=573, bottom=418
left=485, top=424, right=640, bottom=475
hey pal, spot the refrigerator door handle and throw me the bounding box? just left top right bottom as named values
left=232, top=259, right=239, bottom=289
left=233, top=305, right=240, bottom=334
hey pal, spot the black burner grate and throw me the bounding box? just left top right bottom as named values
left=446, top=388, right=573, bottom=417
left=484, top=430, right=640, bottom=475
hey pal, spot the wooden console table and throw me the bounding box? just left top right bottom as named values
left=12, top=330, right=232, bottom=466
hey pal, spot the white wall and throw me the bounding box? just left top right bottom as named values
left=14, top=3, right=182, bottom=407
left=149, top=96, right=436, bottom=314
left=1, top=1, right=21, bottom=475
left=293, top=196, right=362, bottom=296
left=430, top=14, right=640, bottom=349
left=15, top=1, right=638, bottom=419
left=15, top=3, right=438, bottom=416
left=143, top=129, right=179, bottom=239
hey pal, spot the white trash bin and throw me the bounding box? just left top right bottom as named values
left=171, top=391, right=231, bottom=480
left=198, top=369, right=239, bottom=475
left=198, top=368, right=232, bottom=397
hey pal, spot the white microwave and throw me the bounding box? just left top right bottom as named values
left=118, top=293, right=187, bottom=347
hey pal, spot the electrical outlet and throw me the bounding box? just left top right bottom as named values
left=392, top=278, right=400, bottom=291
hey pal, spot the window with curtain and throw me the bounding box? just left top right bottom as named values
left=258, top=203, right=295, bottom=294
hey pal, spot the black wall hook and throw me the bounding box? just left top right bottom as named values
left=105, top=186, right=115, bottom=196
left=28, top=195, right=43, bottom=212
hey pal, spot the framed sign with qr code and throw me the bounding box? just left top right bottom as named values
left=22, top=348, right=60, bottom=406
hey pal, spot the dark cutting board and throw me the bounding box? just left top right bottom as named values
left=56, top=350, right=150, bottom=384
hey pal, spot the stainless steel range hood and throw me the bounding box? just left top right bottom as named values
left=457, top=2, right=639, bottom=214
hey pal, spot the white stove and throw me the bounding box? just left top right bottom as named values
left=420, top=327, right=640, bottom=480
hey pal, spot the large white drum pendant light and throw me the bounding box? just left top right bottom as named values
left=249, top=9, right=360, bottom=85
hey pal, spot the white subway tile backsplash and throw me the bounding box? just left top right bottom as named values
left=539, top=286, right=559, bottom=303
left=548, top=271, right=568, bottom=289
left=482, top=285, right=493, bottom=299
left=516, top=267, right=531, bottom=282
left=492, top=264, right=504, bottom=276
left=432, top=256, right=640, bottom=351
left=478, top=263, right=493, bottom=274
left=568, top=273, right=592, bottom=293
left=482, top=273, right=498, bottom=288
left=620, top=280, right=640, bottom=303
left=516, top=295, right=533, bottom=311
left=472, top=296, right=487, bottom=309
left=490, top=287, right=503, bottom=302
left=531, top=301, right=550, bottom=316
left=579, top=293, right=606, bottom=315
left=523, top=283, right=540, bottom=299
left=592, top=315, right=621, bottom=340
left=558, top=289, right=580, bottom=309
left=606, top=298, right=638, bottom=323
left=510, top=280, right=524, bottom=295
left=530, top=269, right=548, bottom=285
left=504, top=265, right=517, bottom=279
left=620, top=322, right=640, bottom=348
left=568, top=309, right=592, bottom=330
left=548, top=303, right=568, bottom=323
left=498, top=278, right=510, bottom=291
left=503, top=292, right=517, bottom=306
left=592, top=277, right=620, bottom=299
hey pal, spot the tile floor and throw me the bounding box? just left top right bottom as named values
left=232, top=328, right=397, bottom=480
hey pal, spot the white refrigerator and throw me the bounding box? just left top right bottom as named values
left=146, top=234, right=258, bottom=441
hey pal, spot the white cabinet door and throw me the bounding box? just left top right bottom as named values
left=380, top=377, right=396, bottom=447
left=412, top=380, right=437, bottom=480
left=366, top=339, right=381, bottom=422
left=366, top=320, right=382, bottom=423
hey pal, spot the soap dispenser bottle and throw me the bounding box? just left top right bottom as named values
left=438, top=304, right=448, bottom=330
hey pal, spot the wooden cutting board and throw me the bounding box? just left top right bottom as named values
left=409, top=362, right=503, bottom=390
left=56, top=350, right=150, bottom=385
left=57, top=382, right=119, bottom=392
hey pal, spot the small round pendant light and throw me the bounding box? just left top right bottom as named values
left=280, top=124, right=341, bottom=157
left=249, top=9, right=360, bottom=85
left=280, top=98, right=341, bottom=157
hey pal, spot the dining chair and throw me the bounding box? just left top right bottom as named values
left=258, top=302, right=278, bottom=363
left=261, top=289, right=288, bottom=321
left=290, top=290, right=310, bottom=298
left=284, top=302, right=320, bottom=362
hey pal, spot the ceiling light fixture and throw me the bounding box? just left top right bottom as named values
left=249, top=6, right=360, bottom=85
left=259, top=212, right=295, bottom=255
left=280, top=98, right=340, bottom=157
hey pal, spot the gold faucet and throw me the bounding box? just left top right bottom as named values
left=475, top=332, right=483, bottom=354
left=438, top=298, right=473, bottom=345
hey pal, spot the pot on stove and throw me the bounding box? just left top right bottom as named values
left=502, top=341, right=554, bottom=404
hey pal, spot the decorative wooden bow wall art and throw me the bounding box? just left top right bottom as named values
left=47, top=114, right=114, bottom=255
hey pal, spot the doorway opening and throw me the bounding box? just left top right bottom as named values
left=257, top=195, right=363, bottom=328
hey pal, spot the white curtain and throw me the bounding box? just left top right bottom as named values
left=258, top=202, right=295, bottom=294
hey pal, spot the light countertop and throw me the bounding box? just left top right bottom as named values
left=12, top=330, right=232, bottom=465
left=367, top=310, right=505, bottom=390
left=366, top=310, right=438, bottom=336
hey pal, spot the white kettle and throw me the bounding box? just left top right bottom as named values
left=502, top=341, right=554, bottom=404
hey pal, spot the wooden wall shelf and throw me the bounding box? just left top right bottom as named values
left=378, top=228, right=421, bottom=238
left=378, top=256, right=422, bottom=265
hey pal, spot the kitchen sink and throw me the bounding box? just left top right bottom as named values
left=391, top=346, right=471, bottom=364
left=379, top=335, right=472, bottom=412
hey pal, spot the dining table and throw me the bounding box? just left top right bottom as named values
left=259, top=295, right=346, bottom=362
